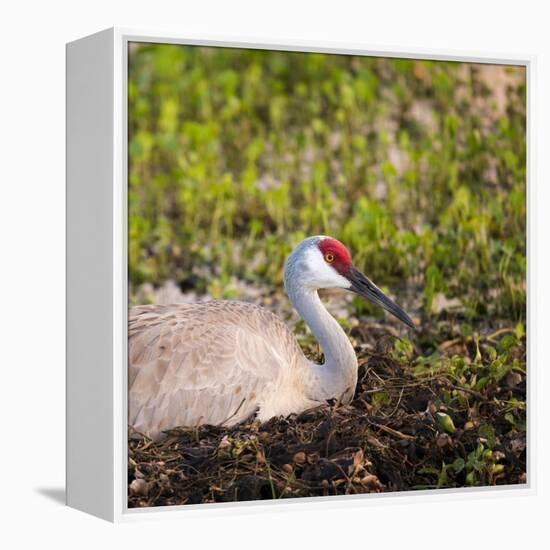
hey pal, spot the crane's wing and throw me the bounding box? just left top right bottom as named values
left=128, top=301, right=298, bottom=439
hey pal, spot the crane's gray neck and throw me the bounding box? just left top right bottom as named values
left=286, top=284, right=358, bottom=403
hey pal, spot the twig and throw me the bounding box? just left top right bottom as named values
left=370, top=422, right=415, bottom=441
left=387, top=387, right=405, bottom=418
left=446, top=383, right=488, bottom=401
left=220, top=398, right=247, bottom=426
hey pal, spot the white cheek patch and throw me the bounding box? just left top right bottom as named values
left=303, top=247, right=351, bottom=290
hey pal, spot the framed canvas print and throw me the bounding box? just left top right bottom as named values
left=66, top=28, right=533, bottom=522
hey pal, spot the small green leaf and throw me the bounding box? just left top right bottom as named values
left=436, top=412, right=456, bottom=434
left=504, top=412, right=516, bottom=425
left=478, top=424, right=496, bottom=449
left=371, top=391, right=390, bottom=410
left=452, top=458, right=465, bottom=473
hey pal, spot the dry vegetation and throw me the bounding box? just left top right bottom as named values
left=129, top=322, right=525, bottom=506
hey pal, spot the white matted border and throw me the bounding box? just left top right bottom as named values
left=68, top=27, right=536, bottom=523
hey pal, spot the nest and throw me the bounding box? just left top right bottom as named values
left=128, top=326, right=526, bottom=507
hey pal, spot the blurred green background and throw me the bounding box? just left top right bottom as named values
left=128, top=43, right=526, bottom=325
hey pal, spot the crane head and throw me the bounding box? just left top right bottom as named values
left=284, top=236, right=415, bottom=329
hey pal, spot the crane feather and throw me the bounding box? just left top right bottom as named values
left=128, top=301, right=306, bottom=439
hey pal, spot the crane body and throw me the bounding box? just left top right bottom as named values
left=129, top=236, right=414, bottom=439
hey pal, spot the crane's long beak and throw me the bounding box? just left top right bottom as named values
left=347, top=266, right=416, bottom=329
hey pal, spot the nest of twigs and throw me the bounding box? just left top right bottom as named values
left=128, top=325, right=526, bottom=507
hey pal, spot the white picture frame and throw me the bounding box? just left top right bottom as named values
left=66, top=27, right=535, bottom=522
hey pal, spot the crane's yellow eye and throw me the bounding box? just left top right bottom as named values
left=325, top=253, right=335, bottom=263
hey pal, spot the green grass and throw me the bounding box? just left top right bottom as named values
left=129, top=44, right=525, bottom=324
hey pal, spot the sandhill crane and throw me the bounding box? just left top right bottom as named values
left=129, top=235, right=414, bottom=439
